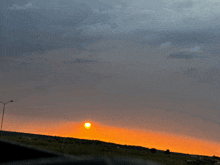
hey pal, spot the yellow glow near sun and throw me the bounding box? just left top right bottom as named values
left=84, top=122, right=91, bottom=129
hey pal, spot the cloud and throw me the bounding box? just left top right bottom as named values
left=1, top=0, right=105, bottom=56
left=78, top=0, right=220, bottom=32
left=190, top=46, right=200, bottom=52
left=141, top=29, right=220, bottom=47
left=2, top=0, right=220, bottom=58
left=9, top=2, right=39, bottom=10
left=6, top=0, right=220, bottom=33
left=62, top=58, right=95, bottom=64
left=179, top=46, right=201, bottom=53
left=159, top=42, right=171, bottom=49
left=167, top=52, right=196, bottom=59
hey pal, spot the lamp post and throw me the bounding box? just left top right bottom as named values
left=0, top=100, right=13, bottom=137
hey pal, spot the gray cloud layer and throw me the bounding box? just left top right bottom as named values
left=1, top=1, right=220, bottom=147
left=1, top=0, right=220, bottom=58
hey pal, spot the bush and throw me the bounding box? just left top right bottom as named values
left=54, top=136, right=61, bottom=141
left=213, top=155, right=217, bottom=159
left=150, top=148, right=157, bottom=153
left=164, top=149, right=170, bottom=154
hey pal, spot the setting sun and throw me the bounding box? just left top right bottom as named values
left=84, top=122, right=91, bottom=129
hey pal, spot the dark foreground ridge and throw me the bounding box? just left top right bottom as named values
left=0, top=130, right=164, bottom=165
left=0, top=130, right=219, bottom=165
left=0, top=130, right=217, bottom=157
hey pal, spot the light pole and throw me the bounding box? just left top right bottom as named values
left=0, top=100, right=13, bottom=137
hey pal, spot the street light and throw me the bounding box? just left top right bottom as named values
left=0, top=100, right=13, bottom=137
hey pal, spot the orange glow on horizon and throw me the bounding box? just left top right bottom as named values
left=3, top=116, right=220, bottom=157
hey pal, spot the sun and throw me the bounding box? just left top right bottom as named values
left=84, top=122, right=91, bottom=129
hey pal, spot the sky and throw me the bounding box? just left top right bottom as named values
left=1, top=0, right=220, bottom=157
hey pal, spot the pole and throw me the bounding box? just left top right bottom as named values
left=0, top=104, right=5, bottom=137
left=0, top=100, right=13, bottom=137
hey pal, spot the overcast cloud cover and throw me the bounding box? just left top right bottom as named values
left=1, top=0, right=220, bottom=155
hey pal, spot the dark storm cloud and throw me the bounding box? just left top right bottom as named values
left=0, top=0, right=112, bottom=57
left=1, top=0, right=220, bottom=59
left=132, top=29, right=220, bottom=47
left=183, top=67, right=220, bottom=89
left=167, top=52, right=197, bottom=59
left=161, top=30, right=220, bottom=46
left=62, top=58, right=95, bottom=64
left=170, top=0, right=194, bottom=12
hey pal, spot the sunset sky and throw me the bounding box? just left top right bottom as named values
left=1, top=0, right=220, bottom=157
